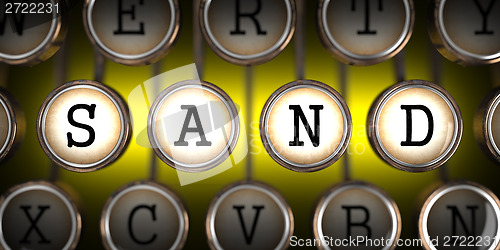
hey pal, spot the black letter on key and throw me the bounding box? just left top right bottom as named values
left=233, top=205, right=265, bottom=245
left=473, top=0, right=495, bottom=35
left=67, top=104, right=96, bottom=148
left=114, top=0, right=145, bottom=35
left=128, top=204, right=157, bottom=245
left=0, top=7, right=26, bottom=36
left=289, top=105, right=323, bottom=147
left=400, top=105, right=434, bottom=147
left=342, top=205, right=372, bottom=239
left=230, top=0, right=267, bottom=35
left=19, top=205, right=51, bottom=244
left=174, top=105, right=212, bottom=146
left=447, top=205, right=479, bottom=236
left=352, top=0, right=383, bottom=35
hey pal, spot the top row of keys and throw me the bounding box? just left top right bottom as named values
left=0, top=0, right=499, bottom=66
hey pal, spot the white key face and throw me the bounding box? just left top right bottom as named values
left=318, top=0, right=414, bottom=65
left=0, top=0, right=66, bottom=65
left=38, top=80, right=130, bottom=172
left=201, top=0, right=295, bottom=65
left=101, top=182, right=188, bottom=250
left=431, top=0, right=500, bottom=64
left=314, top=182, right=401, bottom=250
left=206, top=182, right=293, bottom=250
left=475, top=89, right=500, bottom=162
left=419, top=182, right=500, bottom=250
left=0, top=181, right=81, bottom=250
left=368, top=80, right=462, bottom=172
left=84, top=0, right=180, bottom=65
left=148, top=80, right=239, bottom=172
left=261, top=80, right=351, bottom=172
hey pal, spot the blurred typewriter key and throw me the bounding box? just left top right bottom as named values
left=148, top=80, right=239, bottom=172
left=367, top=80, right=462, bottom=172
left=83, top=0, right=180, bottom=66
left=474, top=87, right=500, bottom=163
left=260, top=80, right=352, bottom=172
left=37, top=80, right=131, bottom=172
left=0, top=180, right=81, bottom=250
left=0, top=0, right=68, bottom=66
left=100, top=181, right=188, bottom=250
left=200, top=0, right=296, bottom=66
left=419, top=181, right=500, bottom=249
left=0, top=88, right=24, bottom=163
left=317, top=0, right=414, bottom=66
left=429, top=0, right=500, bottom=65
left=313, top=181, right=401, bottom=250
left=206, top=181, right=293, bottom=250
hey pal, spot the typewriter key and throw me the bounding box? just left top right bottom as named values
left=0, top=0, right=68, bottom=66
left=148, top=80, right=239, bottom=172
left=419, top=181, right=500, bottom=250
left=37, top=80, right=131, bottom=172
left=83, top=0, right=180, bottom=66
left=429, top=0, right=500, bottom=65
left=0, top=88, right=24, bottom=163
left=317, top=0, right=414, bottom=66
left=368, top=80, right=462, bottom=172
left=206, top=181, right=293, bottom=250
left=0, top=181, right=81, bottom=250
left=313, top=181, right=401, bottom=250
left=100, top=181, right=188, bottom=250
left=260, top=80, right=351, bottom=172
left=200, top=0, right=296, bottom=66
left=475, top=88, right=500, bottom=163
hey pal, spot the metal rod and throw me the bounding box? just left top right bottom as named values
left=0, top=64, right=8, bottom=88
left=149, top=62, right=162, bottom=181
left=294, top=0, right=306, bottom=80
left=245, top=66, right=253, bottom=181
left=193, top=0, right=205, bottom=80
left=393, top=50, right=406, bottom=82
left=338, top=62, right=350, bottom=181
left=491, top=64, right=500, bottom=88
left=94, top=48, right=106, bottom=82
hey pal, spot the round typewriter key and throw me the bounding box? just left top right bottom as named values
left=148, top=80, right=239, bottom=172
left=313, top=181, right=401, bottom=250
left=200, top=0, right=296, bottom=66
left=37, top=80, right=131, bottom=172
left=474, top=88, right=500, bottom=163
left=0, top=180, right=81, bottom=250
left=260, top=80, right=352, bottom=172
left=317, top=0, right=414, bottom=66
left=429, top=0, right=500, bottom=65
left=100, top=181, right=188, bottom=250
left=0, top=88, right=24, bottom=163
left=0, top=0, right=67, bottom=66
left=419, top=182, right=500, bottom=250
left=83, top=0, right=180, bottom=66
left=367, top=80, right=462, bottom=172
left=206, top=181, right=293, bottom=250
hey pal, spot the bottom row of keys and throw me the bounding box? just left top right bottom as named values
left=0, top=180, right=498, bottom=249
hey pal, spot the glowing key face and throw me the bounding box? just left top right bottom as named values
left=0, top=0, right=67, bottom=65
left=475, top=88, right=500, bottom=162
left=84, top=0, right=180, bottom=66
left=100, top=181, right=188, bottom=250
left=368, top=80, right=462, bottom=172
left=261, top=80, right=352, bottom=172
left=313, top=182, right=401, bottom=250
left=0, top=88, right=24, bottom=163
left=200, top=0, right=296, bottom=65
left=37, top=80, right=131, bottom=172
left=0, top=181, right=81, bottom=250
left=317, top=0, right=414, bottom=66
left=148, top=80, right=239, bottom=172
left=419, top=182, right=500, bottom=250
left=206, top=181, right=293, bottom=250
left=429, top=0, right=500, bottom=65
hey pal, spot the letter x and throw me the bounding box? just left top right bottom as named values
left=19, top=205, right=51, bottom=244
